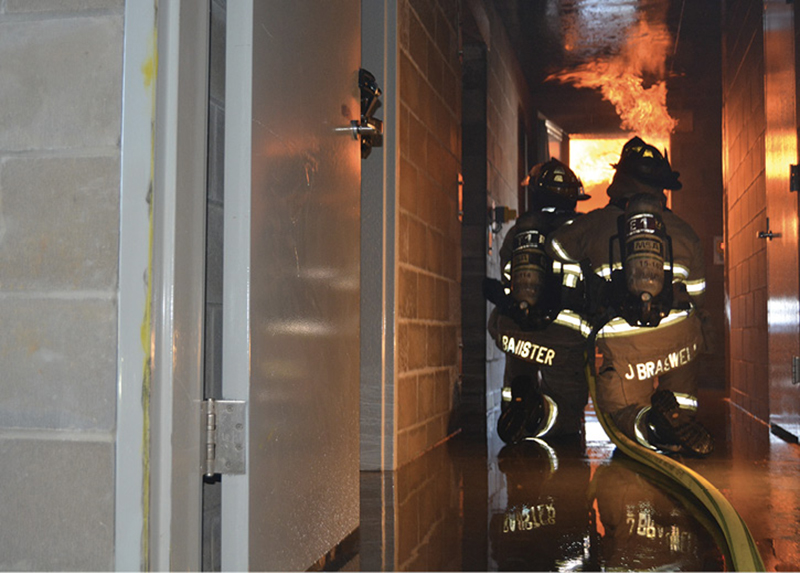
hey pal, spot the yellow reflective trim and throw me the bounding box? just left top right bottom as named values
left=553, top=310, right=592, bottom=336
left=550, top=238, right=575, bottom=262
left=673, top=264, right=689, bottom=279
left=595, top=262, right=622, bottom=278
left=564, top=274, right=578, bottom=288
left=597, top=309, right=690, bottom=337
left=502, top=387, right=512, bottom=402
left=634, top=406, right=658, bottom=450
left=674, top=392, right=698, bottom=411
left=596, top=264, right=613, bottom=278
left=536, top=394, right=558, bottom=437
left=526, top=438, right=559, bottom=472
left=562, top=263, right=582, bottom=275
left=685, top=279, right=706, bottom=294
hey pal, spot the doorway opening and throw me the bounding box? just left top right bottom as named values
left=569, top=134, right=671, bottom=213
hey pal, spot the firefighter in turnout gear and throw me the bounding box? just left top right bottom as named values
left=547, top=137, right=714, bottom=457
left=484, top=158, right=592, bottom=444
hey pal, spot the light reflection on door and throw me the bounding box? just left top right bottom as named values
left=764, top=0, right=800, bottom=440
left=222, top=1, right=361, bottom=570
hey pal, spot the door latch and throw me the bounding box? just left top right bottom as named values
left=758, top=217, right=778, bottom=240
left=336, top=69, right=383, bottom=158
left=358, top=68, right=383, bottom=158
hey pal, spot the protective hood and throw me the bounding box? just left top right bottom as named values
left=606, top=171, right=667, bottom=203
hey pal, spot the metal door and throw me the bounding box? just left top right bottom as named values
left=764, top=0, right=800, bottom=441
left=223, top=2, right=361, bottom=570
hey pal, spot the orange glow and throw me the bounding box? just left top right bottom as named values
left=570, top=134, right=671, bottom=213
left=548, top=21, right=678, bottom=142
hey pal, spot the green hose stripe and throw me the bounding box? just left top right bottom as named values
left=585, top=362, right=765, bottom=571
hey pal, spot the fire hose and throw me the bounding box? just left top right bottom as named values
left=584, top=359, right=765, bottom=572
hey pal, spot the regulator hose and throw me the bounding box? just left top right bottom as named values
left=585, top=360, right=765, bottom=572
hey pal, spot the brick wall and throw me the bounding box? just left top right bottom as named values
left=396, top=0, right=462, bottom=466
left=721, top=0, right=770, bottom=419
left=667, top=0, right=726, bottom=393
left=0, top=1, right=123, bottom=568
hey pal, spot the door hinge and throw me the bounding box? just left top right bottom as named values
left=203, top=399, right=247, bottom=477
left=793, top=356, right=800, bottom=385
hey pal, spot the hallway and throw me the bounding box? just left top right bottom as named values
left=4, top=1, right=800, bottom=569
left=351, top=393, right=800, bottom=571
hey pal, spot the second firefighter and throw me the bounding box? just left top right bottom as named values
left=485, top=158, right=591, bottom=444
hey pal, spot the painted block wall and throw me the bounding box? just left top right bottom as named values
left=460, top=39, right=490, bottom=440
left=394, top=440, right=461, bottom=570
left=396, top=0, right=463, bottom=466
left=459, top=0, right=535, bottom=442
left=721, top=0, right=770, bottom=419
left=483, top=4, right=533, bottom=438
left=0, top=0, right=124, bottom=569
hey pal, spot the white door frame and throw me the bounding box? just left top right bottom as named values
left=150, top=0, right=210, bottom=569
left=117, top=1, right=210, bottom=570
left=116, top=2, right=157, bottom=569
left=220, top=1, right=252, bottom=569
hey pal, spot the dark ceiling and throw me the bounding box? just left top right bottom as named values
left=491, top=0, right=716, bottom=137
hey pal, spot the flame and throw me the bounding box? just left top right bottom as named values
left=570, top=134, right=670, bottom=213
left=548, top=21, right=678, bottom=141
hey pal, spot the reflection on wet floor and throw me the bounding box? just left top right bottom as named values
left=355, top=394, right=800, bottom=571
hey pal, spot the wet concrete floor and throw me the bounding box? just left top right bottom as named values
left=353, top=392, right=800, bottom=571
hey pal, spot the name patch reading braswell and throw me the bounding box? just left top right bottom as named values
left=624, top=344, right=697, bottom=380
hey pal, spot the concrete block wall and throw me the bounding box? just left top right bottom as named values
left=396, top=0, right=462, bottom=466
left=0, top=0, right=124, bottom=569
left=460, top=39, right=490, bottom=439
left=460, top=0, right=535, bottom=440
left=721, top=0, right=770, bottom=419
left=483, top=5, right=532, bottom=434
left=395, top=441, right=461, bottom=570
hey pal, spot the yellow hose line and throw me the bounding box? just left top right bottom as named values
left=588, top=453, right=734, bottom=566
left=585, top=361, right=765, bottom=572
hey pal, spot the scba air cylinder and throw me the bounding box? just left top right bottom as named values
left=623, top=194, right=667, bottom=303
left=511, top=228, right=548, bottom=308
